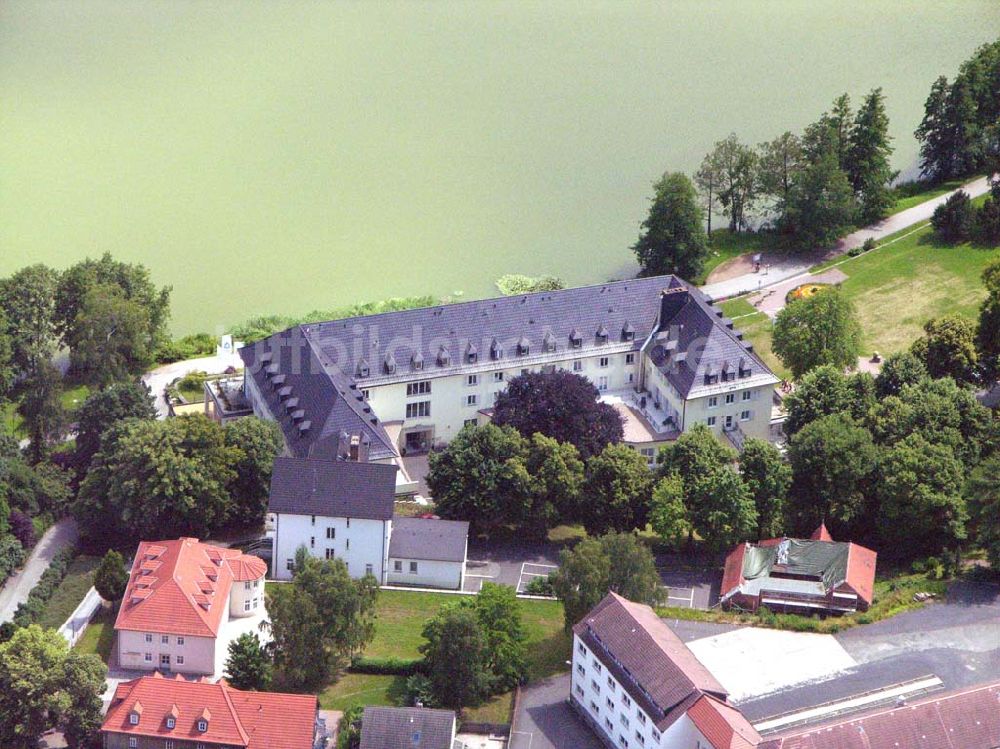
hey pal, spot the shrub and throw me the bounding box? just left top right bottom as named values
left=4, top=546, right=77, bottom=637
left=404, top=673, right=437, bottom=708
left=155, top=333, right=217, bottom=364
left=862, top=237, right=877, bottom=252
left=0, top=536, right=25, bottom=582
left=848, top=246, right=864, bottom=257
left=9, top=511, right=35, bottom=549
left=524, top=575, right=554, bottom=596
left=349, top=655, right=425, bottom=676
left=930, top=190, right=974, bottom=242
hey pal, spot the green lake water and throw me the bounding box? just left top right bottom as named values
left=2, top=1, right=999, bottom=334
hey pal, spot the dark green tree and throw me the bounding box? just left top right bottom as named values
left=73, top=381, right=156, bottom=474
left=977, top=257, right=1000, bottom=377
left=648, top=474, right=691, bottom=549
left=75, top=415, right=241, bottom=544
left=224, top=632, right=272, bottom=691
left=787, top=413, right=877, bottom=535
left=757, top=131, right=804, bottom=222
left=524, top=433, right=584, bottom=535
left=915, top=76, right=954, bottom=180
left=877, top=435, right=966, bottom=558
left=223, top=417, right=284, bottom=528
left=688, top=467, right=757, bottom=552
left=459, top=583, right=527, bottom=691
left=60, top=650, right=107, bottom=749
left=0, top=264, right=59, bottom=376
left=658, top=422, right=735, bottom=478
left=782, top=364, right=857, bottom=436
left=783, top=148, right=856, bottom=248
left=910, top=315, right=977, bottom=382
left=17, top=360, right=67, bottom=463
left=0, top=308, right=13, bottom=403
left=337, top=707, right=364, bottom=749
left=965, top=454, right=1000, bottom=570
left=632, top=172, right=709, bottom=279
left=427, top=423, right=531, bottom=535
left=930, top=190, right=975, bottom=242
left=579, top=443, right=654, bottom=535
left=739, top=437, right=790, bottom=538
left=93, top=550, right=128, bottom=606
left=874, top=351, right=928, bottom=398
left=712, top=134, right=759, bottom=232
left=772, top=289, right=861, bottom=379
left=846, top=88, right=896, bottom=222
left=973, top=182, right=1000, bottom=246
left=420, top=605, right=492, bottom=709
left=600, top=532, right=663, bottom=606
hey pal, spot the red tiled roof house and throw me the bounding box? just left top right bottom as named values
left=115, top=538, right=268, bottom=677
left=102, top=672, right=318, bottom=749
left=720, top=525, right=876, bottom=615
left=570, top=592, right=762, bottom=749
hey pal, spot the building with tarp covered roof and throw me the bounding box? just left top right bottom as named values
left=720, top=524, right=876, bottom=615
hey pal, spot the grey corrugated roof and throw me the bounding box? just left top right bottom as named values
left=240, top=276, right=774, bottom=451
left=268, top=457, right=396, bottom=521
left=388, top=517, right=469, bottom=563
left=574, top=592, right=727, bottom=731
left=360, top=706, right=455, bottom=749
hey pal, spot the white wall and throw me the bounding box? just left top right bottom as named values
left=386, top=557, right=463, bottom=590
left=273, top=513, right=389, bottom=582
left=117, top=629, right=217, bottom=675
left=229, top=575, right=266, bottom=618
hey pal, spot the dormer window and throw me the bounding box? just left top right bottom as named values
left=490, top=338, right=503, bottom=360
left=466, top=343, right=478, bottom=364
left=411, top=351, right=424, bottom=371
left=166, top=718, right=176, bottom=729
left=198, top=720, right=208, bottom=732
left=437, top=346, right=451, bottom=367
left=129, top=713, right=139, bottom=725
left=517, top=336, right=530, bottom=356
left=595, top=325, right=609, bottom=344
left=622, top=322, right=635, bottom=341
left=543, top=331, right=556, bottom=352
left=383, top=353, right=396, bottom=375
left=569, top=330, right=583, bottom=349
left=356, top=359, right=370, bottom=378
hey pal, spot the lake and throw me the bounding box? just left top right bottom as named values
left=2, top=1, right=998, bottom=334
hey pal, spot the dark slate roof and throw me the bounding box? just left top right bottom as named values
left=388, top=517, right=469, bottom=563
left=360, top=706, right=455, bottom=749
left=574, top=592, right=727, bottom=731
left=268, top=457, right=396, bottom=521
left=240, top=329, right=397, bottom=460
left=240, top=276, right=774, bottom=453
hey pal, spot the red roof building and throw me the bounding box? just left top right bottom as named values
left=720, top=526, right=876, bottom=614
left=759, top=681, right=1000, bottom=749
left=115, top=538, right=268, bottom=676
left=102, top=672, right=317, bottom=749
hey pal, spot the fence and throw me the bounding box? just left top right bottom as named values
left=58, top=585, right=103, bottom=647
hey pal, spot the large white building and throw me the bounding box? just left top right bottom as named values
left=239, top=276, right=778, bottom=475
left=268, top=456, right=468, bottom=589
left=571, top=592, right=762, bottom=749
left=114, top=538, right=268, bottom=678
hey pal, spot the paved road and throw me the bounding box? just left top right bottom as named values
left=700, top=175, right=992, bottom=301
left=0, top=517, right=79, bottom=624
left=142, top=351, right=244, bottom=418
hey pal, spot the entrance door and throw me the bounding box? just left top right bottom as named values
left=405, top=430, right=431, bottom=453
left=724, top=415, right=733, bottom=431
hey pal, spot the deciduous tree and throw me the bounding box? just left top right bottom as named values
left=420, top=605, right=492, bottom=709
left=632, top=172, right=709, bottom=279
left=772, top=289, right=861, bottom=379
left=524, top=433, right=584, bottom=536
left=649, top=474, right=690, bottom=549
left=910, top=315, right=977, bottom=382
left=965, top=454, right=1000, bottom=570
left=757, top=132, right=804, bottom=221
left=93, top=550, right=128, bottom=606
left=0, top=264, right=59, bottom=376
left=782, top=150, right=856, bottom=248
left=874, top=351, right=928, bottom=398
left=739, top=438, right=790, bottom=538
left=224, top=417, right=284, bottom=527
left=17, top=360, right=67, bottom=463
left=224, top=632, right=272, bottom=691
left=578, top=443, right=654, bottom=535
left=73, top=381, right=156, bottom=474
left=931, top=190, right=975, bottom=242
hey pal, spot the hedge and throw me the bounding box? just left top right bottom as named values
left=349, top=655, right=426, bottom=676
left=0, top=546, right=77, bottom=640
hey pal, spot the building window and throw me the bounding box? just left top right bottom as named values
left=620, top=714, right=629, bottom=727
left=144, top=652, right=152, bottom=662
left=406, top=381, right=431, bottom=396
left=160, top=634, right=169, bottom=644
left=464, top=418, right=478, bottom=427
left=325, top=549, right=336, bottom=560
left=597, top=376, right=608, bottom=391
left=394, top=560, right=403, bottom=572
left=636, top=712, right=646, bottom=725
left=605, top=719, right=614, bottom=732
left=591, top=701, right=600, bottom=714
left=591, top=679, right=600, bottom=693
left=578, top=642, right=586, bottom=655
left=311, top=515, right=316, bottom=526
left=593, top=661, right=602, bottom=674
left=176, top=655, right=184, bottom=665
left=244, top=599, right=252, bottom=612
left=607, top=676, right=614, bottom=690
left=409, top=561, right=418, bottom=573
left=606, top=697, right=614, bottom=709
left=626, top=353, right=636, bottom=364
left=635, top=731, right=645, bottom=745
left=742, top=390, right=752, bottom=401
left=128, top=738, right=137, bottom=749
left=466, top=394, right=478, bottom=406
left=166, top=741, right=175, bottom=749
left=286, top=559, right=294, bottom=571
left=576, top=664, right=585, bottom=676
left=406, top=401, right=431, bottom=418
left=575, top=684, right=584, bottom=697
left=244, top=581, right=251, bottom=590
left=493, top=372, right=504, bottom=382
left=622, top=695, right=632, bottom=708
left=361, top=389, right=370, bottom=399
left=197, top=720, right=208, bottom=732
left=346, top=539, right=350, bottom=550
left=725, top=393, right=736, bottom=404
left=129, top=713, right=139, bottom=725
left=145, top=633, right=152, bottom=643
left=326, top=527, right=335, bottom=539
left=573, top=361, right=583, bottom=372
left=160, top=654, right=171, bottom=667
left=618, top=736, right=627, bottom=747
left=467, top=374, right=478, bottom=386
left=177, top=637, right=184, bottom=645
left=652, top=730, right=661, bottom=742
left=310, top=537, right=315, bottom=548
left=740, top=410, right=752, bottom=421
left=708, top=396, right=718, bottom=408
left=599, top=357, right=609, bottom=368
left=707, top=416, right=716, bottom=427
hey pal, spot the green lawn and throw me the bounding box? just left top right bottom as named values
left=318, top=589, right=567, bottom=718
left=2, top=382, right=90, bottom=437
left=37, top=555, right=100, bottom=630
left=718, top=297, right=757, bottom=318
left=74, top=606, right=116, bottom=661
left=697, top=229, right=776, bottom=285
left=888, top=178, right=967, bottom=215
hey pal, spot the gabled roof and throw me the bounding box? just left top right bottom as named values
left=268, top=457, right=397, bottom=521
left=388, top=517, right=469, bottom=563
left=115, top=539, right=266, bottom=638
left=758, top=681, right=1000, bottom=749
left=574, top=592, right=727, bottom=730
left=103, top=673, right=317, bottom=749
left=688, top=693, right=762, bottom=749
left=360, top=706, right=456, bottom=749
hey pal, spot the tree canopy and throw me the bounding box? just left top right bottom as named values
left=632, top=172, right=708, bottom=280
left=772, top=288, right=861, bottom=379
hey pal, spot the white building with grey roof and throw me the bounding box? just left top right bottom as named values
left=239, top=275, right=777, bottom=470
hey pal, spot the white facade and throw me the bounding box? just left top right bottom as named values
left=386, top=555, right=465, bottom=590
left=570, top=634, right=716, bottom=749
left=272, top=512, right=390, bottom=583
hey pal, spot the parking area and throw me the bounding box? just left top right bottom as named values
left=659, top=567, right=718, bottom=609
left=510, top=675, right=602, bottom=749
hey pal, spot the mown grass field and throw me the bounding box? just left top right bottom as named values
left=37, top=554, right=100, bottom=630
left=318, top=589, right=566, bottom=721
left=74, top=606, right=116, bottom=661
